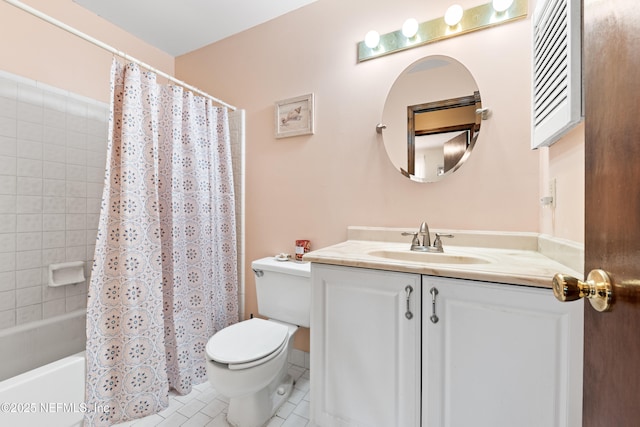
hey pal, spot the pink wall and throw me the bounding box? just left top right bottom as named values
left=176, top=0, right=584, bottom=350
left=0, top=0, right=173, bottom=102
left=0, top=0, right=584, bottom=352
left=541, top=124, right=585, bottom=242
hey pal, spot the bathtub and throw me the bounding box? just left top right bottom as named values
left=0, top=309, right=86, bottom=381
left=0, top=310, right=86, bottom=426
left=0, top=351, right=85, bottom=427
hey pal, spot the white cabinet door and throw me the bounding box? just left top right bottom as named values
left=422, top=275, right=584, bottom=427
left=311, top=264, right=421, bottom=427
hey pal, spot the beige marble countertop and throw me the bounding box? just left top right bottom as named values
left=303, top=227, right=584, bottom=289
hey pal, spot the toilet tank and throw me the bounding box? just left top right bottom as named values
left=252, top=257, right=311, bottom=328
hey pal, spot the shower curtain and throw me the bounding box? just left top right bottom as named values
left=84, top=60, right=238, bottom=426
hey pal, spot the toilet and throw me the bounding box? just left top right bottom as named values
left=205, top=257, right=311, bottom=427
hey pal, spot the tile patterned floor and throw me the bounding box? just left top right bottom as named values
left=114, top=363, right=311, bottom=427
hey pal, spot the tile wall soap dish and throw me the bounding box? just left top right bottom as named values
left=48, top=261, right=85, bottom=287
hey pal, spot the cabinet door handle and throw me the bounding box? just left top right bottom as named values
left=405, top=285, right=414, bottom=319
left=430, top=287, right=439, bottom=323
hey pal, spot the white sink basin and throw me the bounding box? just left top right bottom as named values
left=367, top=249, right=492, bottom=265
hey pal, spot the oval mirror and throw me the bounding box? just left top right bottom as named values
left=381, top=55, right=482, bottom=183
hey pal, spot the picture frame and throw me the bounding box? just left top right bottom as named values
left=275, top=93, right=314, bottom=138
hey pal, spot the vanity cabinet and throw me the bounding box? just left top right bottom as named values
left=422, top=275, right=584, bottom=427
left=309, top=264, right=584, bottom=427
left=310, top=264, right=421, bottom=427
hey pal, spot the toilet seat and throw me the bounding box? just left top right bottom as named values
left=206, top=318, right=289, bottom=370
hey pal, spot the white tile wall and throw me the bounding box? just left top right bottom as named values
left=0, top=72, right=245, bottom=332
left=0, top=70, right=108, bottom=329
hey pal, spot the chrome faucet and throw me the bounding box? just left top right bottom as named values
left=418, top=221, right=430, bottom=247
left=432, top=233, right=454, bottom=252
left=402, top=221, right=454, bottom=253
left=401, top=230, right=421, bottom=250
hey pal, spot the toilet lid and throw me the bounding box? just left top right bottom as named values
left=206, top=318, right=289, bottom=365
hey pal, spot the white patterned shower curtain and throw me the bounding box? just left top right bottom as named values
left=84, top=60, right=238, bottom=426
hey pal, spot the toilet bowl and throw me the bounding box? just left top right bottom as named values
left=206, top=318, right=298, bottom=427
left=205, top=257, right=311, bottom=427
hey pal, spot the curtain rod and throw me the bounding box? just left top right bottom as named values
left=3, top=0, right=237, bottom=111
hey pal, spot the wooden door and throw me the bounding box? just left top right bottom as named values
left=583, top=0, right=640, bottom=425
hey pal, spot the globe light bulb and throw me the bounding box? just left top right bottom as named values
left=364, top=30, right=380, bottom=49
left=493, top=0, right=514, bottom=12
left=444, top=4, right=464, bottom=26
left=402, top=18, right=419, bottom=38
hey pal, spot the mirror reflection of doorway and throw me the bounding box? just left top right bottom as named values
left=414, top=130, right=470, bottom=180
left=407, top=91, right=480, bottom=180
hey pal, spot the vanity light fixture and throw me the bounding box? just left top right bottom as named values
left=402, top=18, right=419, bottom=38
left=357, top=0, right=528, bottom=62
left=444, top=4, right=464, bottom=26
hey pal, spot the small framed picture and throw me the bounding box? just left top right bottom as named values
left=275, top=93, right=314, bottom=138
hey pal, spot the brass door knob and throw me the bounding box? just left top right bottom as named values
left=552, top=269, right=613, bottom=312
